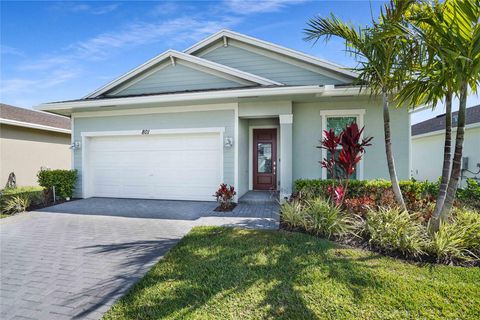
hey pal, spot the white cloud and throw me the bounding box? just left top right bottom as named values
left=151, top=2, right=179, bottom=16
left=1, top=68, right=80, bottom=95
left=51, top=2, right=119, bottom=15
left=0, top=45, right=24, bottom=56
left=71, top=16, right=239, bottom=58
left=224, top=0, right=307, bottom=15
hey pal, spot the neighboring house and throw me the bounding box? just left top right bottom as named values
left=0, top=103, right=71, bottom=187
left=37, top=30, right=410, bottom=201
left=411, top=105, right=480, bottom=186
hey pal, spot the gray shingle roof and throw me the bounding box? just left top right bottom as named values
left=411, top=105, right=480, bottom=136
left=0, top=103, right=70, bottom=130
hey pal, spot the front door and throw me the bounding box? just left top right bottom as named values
left=253, top=129, right=277, bottom=190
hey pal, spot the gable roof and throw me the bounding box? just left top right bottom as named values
left=185, top=29, right=358, bottom=80
left=0, top=103, right=70, bottom=133
left=411, top=105, right=480, bottom=136
left=86, top=50, right=282, bottom=98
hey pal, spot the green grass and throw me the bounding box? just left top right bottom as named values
left=0, top=214, right=10, bottom=219
left=104, top=227, right=480, bottom=320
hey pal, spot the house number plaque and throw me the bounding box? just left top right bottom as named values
left=142, top=129, right=150, bottom=135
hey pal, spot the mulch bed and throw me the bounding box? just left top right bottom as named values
left=214, top=203, right=237, bottom=212
left=27, top=198, right=79, bottom=211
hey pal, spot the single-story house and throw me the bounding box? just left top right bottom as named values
left=37, top=30, right=410, bottom=201
left=411, top=105, right=480, bottom=186
left=0, top=103, right=71, bottom=187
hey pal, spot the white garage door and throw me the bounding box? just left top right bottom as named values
left=85, top=132, right=222, bottom=201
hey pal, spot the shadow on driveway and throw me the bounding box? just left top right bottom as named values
left=69, top=238, right=180, bottom=319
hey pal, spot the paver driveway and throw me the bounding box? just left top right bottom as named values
left=0, top=198, right=278, bottom=320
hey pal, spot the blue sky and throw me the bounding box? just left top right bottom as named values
left=1, top=0, right=478, bottom=123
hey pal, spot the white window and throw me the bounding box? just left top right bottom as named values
left=320, top=109, right=366, bottom=180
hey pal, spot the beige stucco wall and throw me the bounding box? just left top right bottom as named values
left=411, top=126, right=480, bottom=187
left=0, top=124, right=71, bottom=187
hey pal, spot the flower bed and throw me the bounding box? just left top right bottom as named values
left=281, top=179, right=480, bottom=266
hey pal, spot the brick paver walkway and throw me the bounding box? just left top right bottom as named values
left=0, top=198, right=278, bottom=320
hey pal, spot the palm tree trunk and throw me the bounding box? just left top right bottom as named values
left=435, top=82, right=468, bottom=229
left=430, top=91, right=452, bottom=232
left=382, top=89, right=407, bottom=211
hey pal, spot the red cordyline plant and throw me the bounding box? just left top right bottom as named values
left=214, top=183, right=236, bottom=210
left=320, top=123, right=372, bottom=205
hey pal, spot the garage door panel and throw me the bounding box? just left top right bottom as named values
left=86, top=132, right=222, bottom=201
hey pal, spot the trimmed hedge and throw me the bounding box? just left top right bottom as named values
left=0, top=186, right=44, bottom=214
left=37, top=169, right=77, bottom=199
left=294, top=178, right=479, bottom=209
left=294, top=179, right=438, bottom=200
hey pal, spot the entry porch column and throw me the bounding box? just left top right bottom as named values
left=279, top=114, right=293, bottom=201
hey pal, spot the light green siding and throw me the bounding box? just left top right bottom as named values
left=239, top=101, right=292, bottom=117
left=73, top=109, right=235, bottom=197
left=111, top=64, right=245, bottom=97
left=292, top=98, right=410, bottom=181
left=200, top=44, right=345, bottom=86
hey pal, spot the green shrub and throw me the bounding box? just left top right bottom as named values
left=457, top=179, right=480, bottom=210
left=0, top=186, right=43, bottom=214
left=294, top=179, right=439, bottom=201
left=280, top=201, right=308, bottom=230
left=294, top=178, right=479, bottom=210
left=304, top=198, right=353, bottom=238
left=3, top=195, right=31, bottom=214
left=37, top=169, right=77, bottom=199
left=428, top=208, right=480, bottom=262
left=364, top=207, right=427, bottom=257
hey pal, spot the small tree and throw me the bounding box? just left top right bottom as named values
left=320, top=123, right=372, bottom=205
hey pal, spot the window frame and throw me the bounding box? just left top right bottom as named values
left=320, top=109, right=366, bottom=180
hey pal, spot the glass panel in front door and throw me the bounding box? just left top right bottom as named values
left=257, top=143, right=272, bottom=173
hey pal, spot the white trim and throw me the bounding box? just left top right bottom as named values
left=84, top=49, right=281, bottom=98
left=37, top=86, right=327, bottom=112
left=316, top=86, right=367, bottom=97
left=408, top=112, right=412, bottom=179
left=319, top=109, right=366, bottom=180
left=81, top=127, right=225, bottom=138
left=0, top=118, right=71, bottom=134
left=185, top=29, right=358, bottom=79
left=319, top=109, right=366, bottom=117
left=81, top=127, right=225, bottom=199
left=70, top=114, right=75, bottom=170
left=279, top=114, right=293, bottom=124
left=72, top=103, right=237, bottom=118
left=411, top=122, right=480, bottom=139
left=248, top=124, right=280, bottom=190
left=234, top=103, right=239, bottom=200
left=81, top=134, right=88, bottom=198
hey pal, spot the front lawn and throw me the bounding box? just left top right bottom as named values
left=104, top=227, right=480, bottom=320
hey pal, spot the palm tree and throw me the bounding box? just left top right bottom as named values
left=304, top=0, right=414, bottom=210
left=398, top=0, right=480, bottom=231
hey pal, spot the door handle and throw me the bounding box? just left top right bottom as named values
left=273, top=161, right=276, bottom=175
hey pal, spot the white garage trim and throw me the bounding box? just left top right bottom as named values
left=81, top=127, right=225, bottom=137
left=81, top=127, right=225, bottom=199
